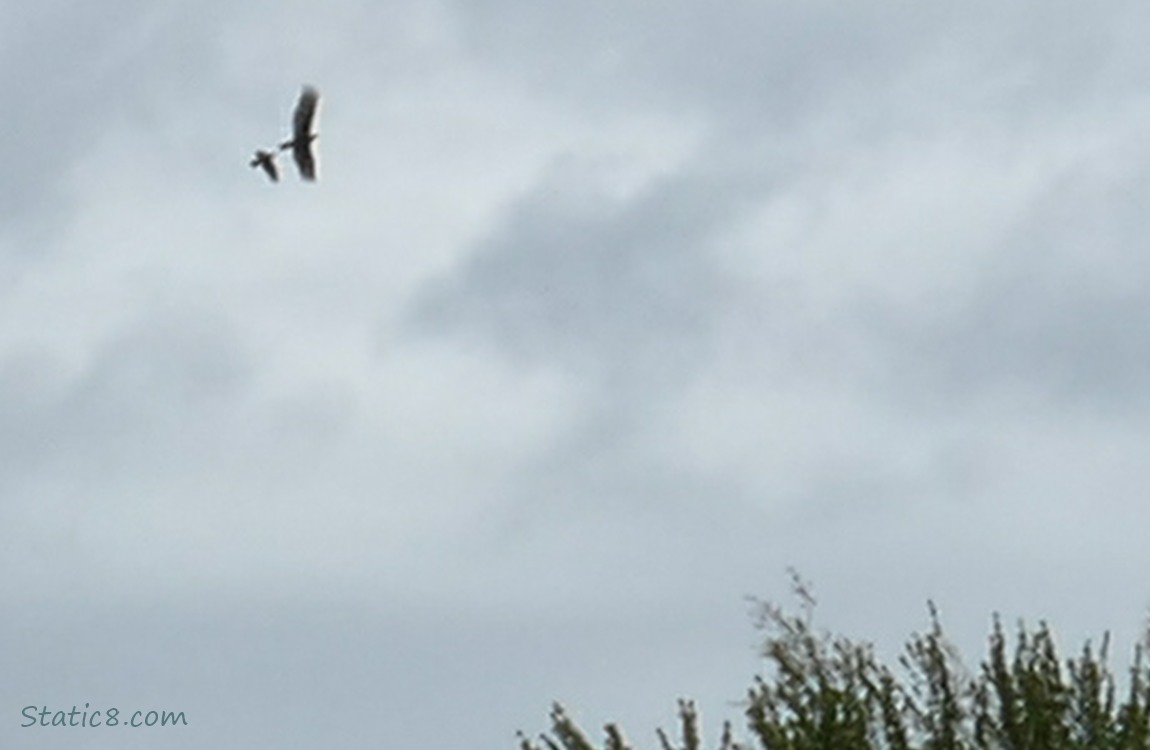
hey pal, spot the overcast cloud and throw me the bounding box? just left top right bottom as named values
left=4, top=2, right=1150, bottom=749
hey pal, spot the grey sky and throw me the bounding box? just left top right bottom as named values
left=4, top=2, right=1150, bottom=748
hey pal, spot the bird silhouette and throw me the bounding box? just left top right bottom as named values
left=249, top=149, right=279, bottom=182
left=279, top=86, right=320, bottom=181
left=249, top=86, right=320, bottom=183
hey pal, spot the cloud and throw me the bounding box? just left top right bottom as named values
left=407, top=157, right=747, bottom=379
left=0, top=309, right=249, bottom=476
left=400, top=0, right=1150, bottom=613
left=0, top=1, right=230, bottom=248
left=843, top=114, right=1150, bottom=415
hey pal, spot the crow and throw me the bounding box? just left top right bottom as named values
left=249, top=148, right=279, bottom=182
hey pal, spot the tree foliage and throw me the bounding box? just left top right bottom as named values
left=519, top=576, right=1150, bottom=750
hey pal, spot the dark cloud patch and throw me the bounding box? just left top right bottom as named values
left=0, top=0, right=231, bottom=250
left=65, top=313, right=249, bottom=434
left=857, top=152, right=1150, bottom=415
left=872, top=272, right=1150, bottom=416
left=408, top=161, right=755, bottom=384
left=405, top=160, right=769, bottom=535
left=0, top=310, right=252, bottom=489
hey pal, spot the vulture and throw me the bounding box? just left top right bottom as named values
left=280, top=86, right=320, bottom=181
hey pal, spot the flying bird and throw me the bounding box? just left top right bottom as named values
left=248, top=85, right=320, bottom=183
left=249, top=149, right=279, bottom=182
left=279, top=86, right=320, bottom=181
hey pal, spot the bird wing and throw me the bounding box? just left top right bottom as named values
left=293, top=86, right=320, bottom=140
left=292, top=140, right=316, bottom=181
